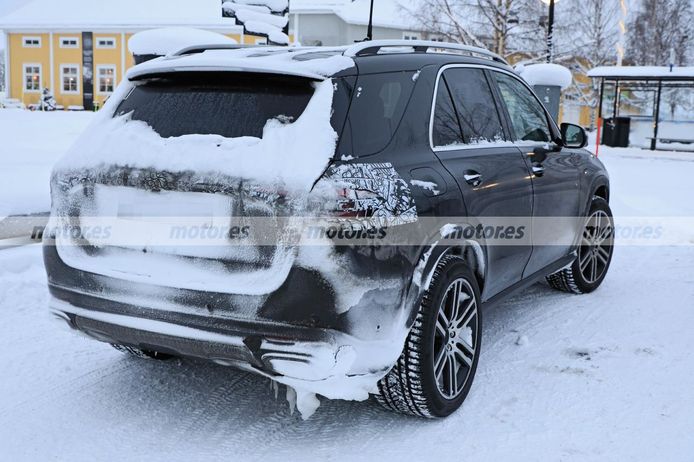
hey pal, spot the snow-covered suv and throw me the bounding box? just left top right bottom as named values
left=44, top=40, right=613, bottom=418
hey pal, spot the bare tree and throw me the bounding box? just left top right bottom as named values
left=555, top=0, right=620, bottom=128
left=627, top=0, right=693, bottom=66
left=402, top=0, right=485, bottom=48
left=474, top=0, right=518, bottom=55
left=0, top=49, right=4, bottom=93
left=0, top=49, right=5, bottom=91
left=565, top=0, right=619, bottom=68
left=403, top=0, right=545, bottom=56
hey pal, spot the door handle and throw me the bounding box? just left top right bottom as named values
left=532, top=164, right=545, bottom=177
left=463, top=171, right=482, bottom=186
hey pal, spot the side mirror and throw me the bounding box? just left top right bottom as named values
left=560, top=123, right=587, bottom=149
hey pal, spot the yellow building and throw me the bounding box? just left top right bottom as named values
left=0, top=0, right=280, bottom=109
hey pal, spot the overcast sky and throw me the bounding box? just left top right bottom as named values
left=1, top=0, right=693, bottom=51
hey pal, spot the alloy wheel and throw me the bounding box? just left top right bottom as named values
left=433, top=278, right=479, bottom=399
left=578, top=210, right=614, bottom=284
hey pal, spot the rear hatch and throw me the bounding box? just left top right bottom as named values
left=51, top=72, right=350, bottom=295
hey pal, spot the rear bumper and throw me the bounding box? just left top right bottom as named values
left=43, top=236, right=417, bottom=395
left=49, top=294, right=378, bottom=384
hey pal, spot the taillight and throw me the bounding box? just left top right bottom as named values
left=309, top=162, right=418, bottom=226
left=334, top=187, right=380, bottom=218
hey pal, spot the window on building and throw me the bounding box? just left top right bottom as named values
left=60, top=37, right=79, bottom=48
left=430, top=36, right=444, bottom=42
left=403, top=34, right=420, bottom=41
left=22, top=36, right=41, bottom=48
left=97, top=66, right=116, bottom=94
left=96, top=38, right=116, bottom=49
left=23, top=64, right=41, bottom=92
left=61, top=65, right=80, bottom=94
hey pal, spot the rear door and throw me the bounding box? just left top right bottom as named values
left=490, top=71, right=582, bottom=276
left=431, top=66, right=533, bottom=299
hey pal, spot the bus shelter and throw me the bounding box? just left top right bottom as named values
left=587, top=66, right=694, bottom=151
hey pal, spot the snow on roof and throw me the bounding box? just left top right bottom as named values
left=588, top=66, right=694, bottom=80
left=291, top=0, right=417, bottom=30
left=0, top=0, right=237, bottom=30
left=233, top=0, right=289, bottom=13
left=126, top=46, right=355, bottom=81
left=223, top=1, right=289, bottom=45
left=518, top=63, right=573, bottom=89
left=128, top=28, right=237, bottom=56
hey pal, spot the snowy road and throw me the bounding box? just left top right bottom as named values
left=0, top=109, right=94, bottom=218
left=1, top=143, right=694, bottom=460
left=2, top=244, right=693, bottom=461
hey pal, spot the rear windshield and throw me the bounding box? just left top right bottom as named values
left=115, top=73, right=315, bottom=138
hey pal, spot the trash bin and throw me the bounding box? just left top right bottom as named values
left=602, top=117, right=630, bottom=147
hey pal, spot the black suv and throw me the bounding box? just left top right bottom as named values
left=45, top=40, right=613, bottom=418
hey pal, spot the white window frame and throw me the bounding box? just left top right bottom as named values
left=60, top=64, right=80, bottom=95
left=96, top=37, right=117, bottom=49
left=59, top=36, right=80, bottom=49
left=22, top=36, right=42, bottom=48
left=23, top=63, right=42, bottom=93
left=403, top=33, right=420, bottom=41
left=96, top=65, right=117, bottom=95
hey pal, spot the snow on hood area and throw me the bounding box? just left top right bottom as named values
left=517, top=63, right=573, bottom=89
left=128, top=28, right=238, bottom=56
left=53, top=79, right=336, bottom=194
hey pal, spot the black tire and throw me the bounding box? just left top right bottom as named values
left=547, top=196, right=614, bottom=294
left=111, top=344, right=175, bottom=360
left=376, top=255, right=482, bottom=418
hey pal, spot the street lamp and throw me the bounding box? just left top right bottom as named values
left=540, top=0, right=558, bottom=62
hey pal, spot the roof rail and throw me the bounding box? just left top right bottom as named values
left=343, top=40, right=508, bottom=65
left=169, top=43, right=256, bottom=57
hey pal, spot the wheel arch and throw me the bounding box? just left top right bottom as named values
left=583, top=176, right=610, bottom=216
left=407, top=233, right=487, bottom=329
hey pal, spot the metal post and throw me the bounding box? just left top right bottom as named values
left=651, top=80, right=662, bottom=151
left=366, top=0, right=374, bottom=41
left=596, top=78, right=605, bottom=155
left=546, top=0, right=555, bottom=62
left=612, top=80, right=619, bottom=118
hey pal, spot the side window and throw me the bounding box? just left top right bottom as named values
left=494, top=73, right=552, bottom=142
left=346, top=72, right=416, bottom=156
left=444, top=68, right=505, bottom=144
left=432, top=77, right=463, bottom=147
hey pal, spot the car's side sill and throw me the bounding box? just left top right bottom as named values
left=481, top=254, right=576, bottom=310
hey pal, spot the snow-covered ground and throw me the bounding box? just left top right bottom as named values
left=1, top=113, right=694, bottom=460
left=0, top=109, right=94, bottom=218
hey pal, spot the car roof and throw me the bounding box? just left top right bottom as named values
left=126, top=40, right=515, bottom=82
left=350, top=52, right=514, bottom=75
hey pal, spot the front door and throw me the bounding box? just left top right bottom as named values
left=491, top=71, right=581, bottom=277
left=431, top=67, right=534, bottom=299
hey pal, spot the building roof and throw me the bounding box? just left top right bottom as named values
left=588, top=66, right=694, bottom=81
left=290, top=0, right=417, bottom=30
left=0, top=0, right=416, bottom=32
left=0, top=0, right=239, bottom=31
